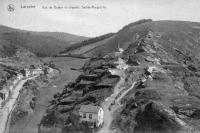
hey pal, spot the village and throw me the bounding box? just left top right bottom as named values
left=0, top=63, right=54, bottom=133
left=0, top=65, right=44, bottom=108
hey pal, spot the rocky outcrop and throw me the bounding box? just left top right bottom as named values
left=112, top=26, right=200, bottom=133
left=135, top=101, right=186, bottom=133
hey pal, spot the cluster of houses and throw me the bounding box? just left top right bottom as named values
left=0, top=65, right=46, bottom=108
left=0, top=73, right=23, bottom=108
left=23, top=65, right=44, bottom=77
left=23, top=64, right=54, bottom=77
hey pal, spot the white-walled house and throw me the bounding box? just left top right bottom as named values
left=24, top=68, right=31, bottom=77
left=13, top=78, right=18, bottom=85
left=115, top=46, right=124, bottom=57
left=47, top=67, right=54, bottom=73
left=17, top=74, right=23, bottom=80
left=9, top=85, right=14, bottom=92
left=32, top=68, right=43, bottom=76
left=79, top=105, right=104, bottom=128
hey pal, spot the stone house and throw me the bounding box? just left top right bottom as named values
left=0, top=87, right=9, bottom=107
left=79, top=105, right=104, bottom=128
left=32, top=68, right=43, bottom=76
left=47, top=67, right=53, bottom=73
left=9, top=85, right=14, bottom=92
left=115, top=46, right=124, bottom=57
left=17, top=73, right=23, bottom=80
left=3, top=79, right=14, bottom=93
left=24, top=68, right=31, bottom=77
left=13, top=76, right=19, bottom=85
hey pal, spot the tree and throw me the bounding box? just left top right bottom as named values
left=20, top=69, right=26, bottom=76
left=49, top=61, right=55, bottom=68
left=43, top=67, right=48, bottom=75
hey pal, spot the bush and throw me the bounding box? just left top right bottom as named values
left=10, top=110, right=28, bottom=125
left=112, top=98, right=138, bottom=133
left=135, top=90, right=161, bottom=102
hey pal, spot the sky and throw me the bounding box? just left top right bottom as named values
left=0, top=0, right=200, bottom=37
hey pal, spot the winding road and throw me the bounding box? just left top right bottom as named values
left=98, top=57, right=136, bottom=133
left=0, top=76, right=37, bottom=133
left=99, top=76, right=125, bottom=133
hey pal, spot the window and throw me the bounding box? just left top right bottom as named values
left=89, top=114, right=92, bottom=119
left=83, top=113, right=86, bottom=118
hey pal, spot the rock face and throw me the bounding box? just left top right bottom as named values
left=135, top=101, right=186, bottom=133
left=110, top=20, right=200, bottom=133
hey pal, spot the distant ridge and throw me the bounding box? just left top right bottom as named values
left=0, top=25, right=88, bottom=57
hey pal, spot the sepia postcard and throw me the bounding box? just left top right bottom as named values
left=0, top=0, right=200, bottom=133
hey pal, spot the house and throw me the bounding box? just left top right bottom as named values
left=147, top=66, right=165, bottom=74
left=4, top=80, right=13, bottom=92
left=115, top=46, right=124, bottom=57
left=8, top=84, right=14, bottom=92
left=17, top=73, right=23, bottom=80
left=0, top=88, right=9, bottom=107
left=13, top=76, right=19, bottom=85
left=47, top=67, right=54, bottom=73
left=145, top=56, right=160, bottom=65
left=32, top=68, right=43, bottom=76
left=114, top=58, right=128, bottom=70
left=24, top=68, right=31, bottom=77
left=79, top=105, right=104, bottom=128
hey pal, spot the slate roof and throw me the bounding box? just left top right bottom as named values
left=79, top=105, right=101, bottom=114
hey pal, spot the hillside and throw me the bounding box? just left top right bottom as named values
left=0, top=25, right=88, bottom=57
left=59, top=19, right=200, bottom=59
left=0, top=33, right=41, bottom=67
left=58, top=19, right=153, bottom=57
left=40, top=20, right=200, bottom=133
left=32, top=32, right=88, bottom=43
left=59, top=33, right=115, bottom=55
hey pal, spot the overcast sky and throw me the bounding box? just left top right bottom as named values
left=0, top=0, right=200, bottom=37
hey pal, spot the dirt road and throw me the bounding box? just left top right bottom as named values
left=99, top=76, right=125, bottom=133
left=115, top=81, right=136, bottom=104
left=0, top=76, right=37, bottom=133
left=99, top=57, right=136, bottom=133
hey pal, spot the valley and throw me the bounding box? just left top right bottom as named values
left=1, top=19, right=200, bottom=133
